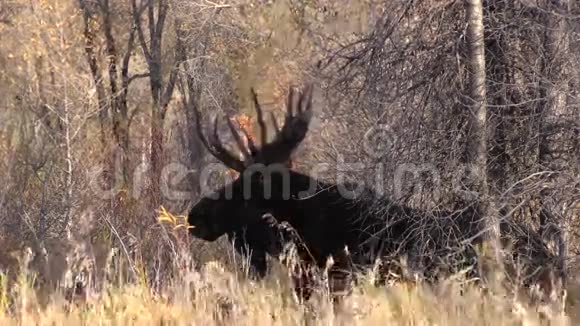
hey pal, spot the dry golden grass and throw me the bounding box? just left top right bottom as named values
left=0, top=256, right=578, bottom=326
left=0, top=209, right=575, bottom=325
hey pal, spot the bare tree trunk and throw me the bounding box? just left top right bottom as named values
left=132, top=0, right=179, bottom=204
left=465, top=0, right=501, bottom=262
left=538, top=0, right=570, bottom=295
left=485, top=1, right=526, bottom=201
left=78, top=0, right=110, bottom=178
left=78, top=0, right=147, bottom=200
left=175, top=22, right=209, bottom=197
left=62, top=85, right=74, bottom=242
left=100, top=0, right=131, bottom=189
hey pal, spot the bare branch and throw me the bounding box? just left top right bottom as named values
left=131, top=0, right=151, bottom=63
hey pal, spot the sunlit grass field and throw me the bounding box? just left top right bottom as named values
left=1, top=255, right=579, bottom=326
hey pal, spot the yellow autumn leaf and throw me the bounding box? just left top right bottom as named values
left=157, top=215, right=175, bottom=223
left=173, top=224, right=194, bottom=230
left=157, top=206, right=177, bottom=224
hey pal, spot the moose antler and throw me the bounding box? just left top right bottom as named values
left=194, top=84, right=314, bottom=172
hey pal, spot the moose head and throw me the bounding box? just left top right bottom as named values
left=187, top=85, right=315, bottom=242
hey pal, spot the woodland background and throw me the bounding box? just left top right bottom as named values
left=0, top=0, right=578, bottom=323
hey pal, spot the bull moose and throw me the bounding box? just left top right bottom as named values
left=186, top=84, right=489, bottom=300
left=187, top=85, right=369, bottom=297
left=185, top=83, right=566, bottom=305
